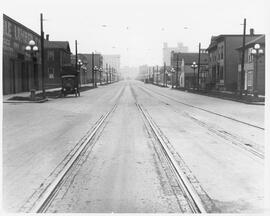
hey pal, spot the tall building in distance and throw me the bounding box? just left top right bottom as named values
left=102, top=55, right=120, bottom=74
left=163, top=42, right=188, bottom=66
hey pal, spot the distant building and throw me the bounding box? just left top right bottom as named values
left=171, top=52, right=208, bottom=89
left=138, top=65, right=149, bottom=81
left=2, top=14, right=41, bottom=94
left=77, top=53, right=103, bottom=84
left=120, top=66, right=139, bottom=79
left=163, top=42, right=188, bottom=66
left=236, top=35, right=265, bottom=95
left=102, top=55, right=120, bottom=82
left=206, top=30, right=261, bottom=91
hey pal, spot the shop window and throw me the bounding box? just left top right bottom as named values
left=48, top=68, right=54, bottom=79
left=48, top=51, right=54, bottom=61
left=247, top=71, right=253, bottom=86
left=220, top=66, right=224, bottom=79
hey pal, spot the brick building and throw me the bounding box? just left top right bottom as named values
left=2, top=14, right=72, bottom=94
left=44, top=38, right=72, bottom=88
left=236, top=35, right=265, bottom=95
left=2, top=14, right=41, bottom=95
left=77, top=53, right=103, bottom=85
left=171, top=52, right=208, bottom=89
left=206, top=31, right=262, bottom=91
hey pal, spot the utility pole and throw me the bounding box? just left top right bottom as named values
left=106, top=63, right=108, bottom=84
left=75, top=40, right=78, bottom=73
left=163, top=62, right=166, bottom=86
left=197, top=42, right=201, bottom=91
left=176, top=53, right=179, bottom=88
left=156, top=65, right=159, bottom=85
left=109, top=66, right=112, bottom=83
left=240, top=18, right=246, bottom=98
left=152, top=66, right=155, bottom=84
left=91, top=52, right=95, bottom=87
left=40, top=13, right=45, bottom=98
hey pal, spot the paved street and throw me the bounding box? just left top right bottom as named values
left=3, top=80, right=265, bottom=213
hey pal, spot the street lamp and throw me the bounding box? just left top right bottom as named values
left=171, top=68, right=175, bottom=88
left=251, top=43, right=264, bottom=97
left=191, top=61, right=198, bottom=90
left=99, top=67, right=103, bottom=85
left=25, top=40, right=39, bottom=100
left=94, top=65, right=99, bottom=87
left=77, top=59, right=83, bottom=87
left=165, top=70, right=168, bottom=87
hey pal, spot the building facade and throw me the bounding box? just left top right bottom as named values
left=206, top=32, right=261, bottom=91
left=237, top=35, right=265, bottom=95
left=78, top=53, right=103, bottom=84
left=102, top=55, right=120, bottom=82
left=163, top=42, right=188, bottom=66
left=44, top=38, right=72, bottom=88
left=2, top=14, right=41, bottom=95
left=171, top=52, right=208, bottom=89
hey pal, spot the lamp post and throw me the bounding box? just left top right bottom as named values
left=99, top=67, right=103, bottom=85
left=191, top=61, right=198, bottom=90
left=40, top=13, right=46, bottom=98
left=163, top=62, right=166, bottom=87
left=106, top=64, right=108, bottom=84
left=176, top=53, right=179, bottom=88
left=251, top=43, right=264, bottom=97
left=91, top=52, right=96, bottom=87
left=77, top=59, right=83, bottom=87
left=171, top=68, right=175, bottom=88
left=94, top=66, right=99, bottom=86
left=165, top=70, right=168, bottom=87
left=25, top=40, right=39, bottom=100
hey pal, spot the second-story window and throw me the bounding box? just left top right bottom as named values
left=248, top=48, right=253, bottom=63
left=48, top=50, right=54, bottom=61
left=221, top=46, right=224, bottom=59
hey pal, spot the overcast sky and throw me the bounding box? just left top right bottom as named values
left=2, top=0, right=269, bottom=67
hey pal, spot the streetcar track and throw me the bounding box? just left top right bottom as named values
left=136, top=103, right=207, bottom=213
left=130, top=84, right=208, bottom=213
left=183, top=112, right=264, bottom=159
left=136, top=85, right=264, bottom=159
left=139, top=85, right=264, bottom=130
left=19, top=86, right=126, bottom=213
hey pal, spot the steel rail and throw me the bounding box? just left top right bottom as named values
left=140, top=85, right=264, bottom=131
left=137, top=85, right=264, bottom=159
left=136, top=103, right=207, bottom=213
left=28, top=104, right=117, bottom=213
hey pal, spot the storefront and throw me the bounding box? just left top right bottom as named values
left=3, top=14, right=41, bottom=95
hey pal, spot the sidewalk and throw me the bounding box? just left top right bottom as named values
left=2, top=81, right=118, bottom=103
left=147, top=82, right=265, bottom=105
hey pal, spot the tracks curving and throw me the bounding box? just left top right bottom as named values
left=139, top=85, right=264, bottom=131
left=136, top=85, right=264, bottom=159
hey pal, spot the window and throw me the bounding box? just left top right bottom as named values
left=220, top=66, right=224, bottom=80
left=247, top=71, right=253, bottom=86
left=248, top=48, right=253, bottom=63
left=48, top=68, right=54, bottom=79
left=220, top=46, right=224, bottom=59
left=48, top=51, right=54, bottom=61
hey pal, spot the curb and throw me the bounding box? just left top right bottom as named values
left=167, top=86, right=265, bottom=105
left=3, top=98, right=49, bottom=104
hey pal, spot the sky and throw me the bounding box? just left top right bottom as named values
left=2, top=0, right=269, bottom=67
